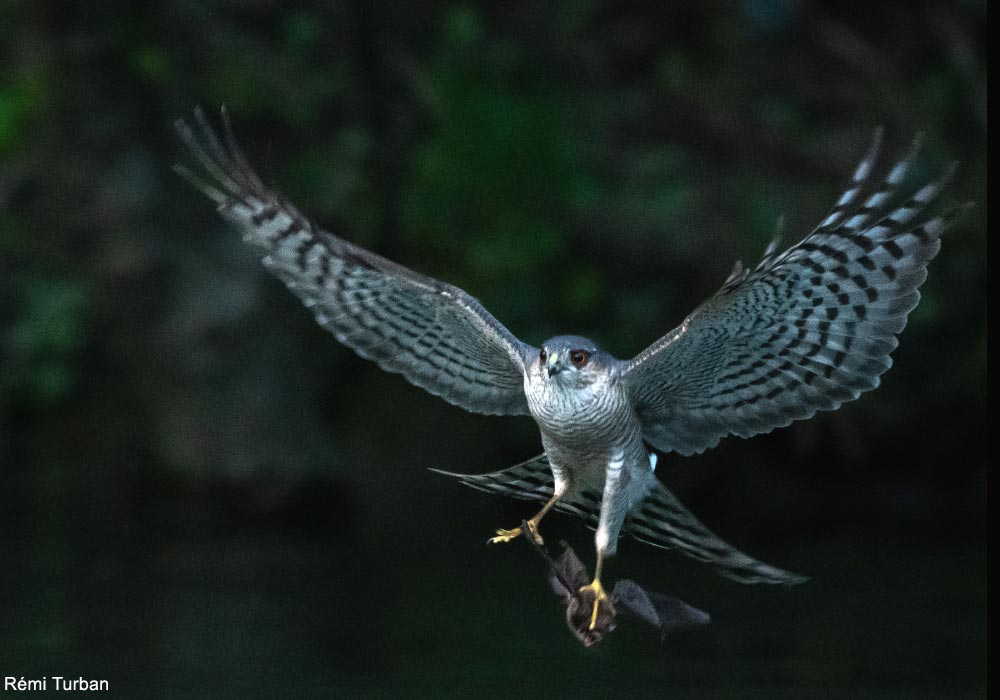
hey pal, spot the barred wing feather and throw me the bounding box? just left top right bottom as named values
left=625, top=132, right=969, bottom=456
left=175, top=108, right=533, bottom=416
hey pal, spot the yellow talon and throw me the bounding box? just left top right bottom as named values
left=487, top=519, right=544, bottom=545
left=579, top=578, right=608, bottom=631
left=487, top=493, right=561, bottom=547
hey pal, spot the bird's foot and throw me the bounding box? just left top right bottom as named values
left=487, top=519, right=544, bottom=546
left=579, top=578, right=609, bottom=631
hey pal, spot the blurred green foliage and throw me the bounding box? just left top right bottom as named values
left=6, top=277, right=90, bottom=406
left=0, top=71, right=47, bottom=154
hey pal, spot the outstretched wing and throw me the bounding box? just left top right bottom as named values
left=624, top=131, right=969, bottom=455
left=175, top=107, right=534, bottom=416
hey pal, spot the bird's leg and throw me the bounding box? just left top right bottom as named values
left=488, top=491, right=561, bottom=546
left=578, top=450, right=629, bottom=629
left=579, top=548, right=609, bottom=631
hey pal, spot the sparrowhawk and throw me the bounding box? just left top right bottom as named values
left=175, top=108, right=965, bottom=630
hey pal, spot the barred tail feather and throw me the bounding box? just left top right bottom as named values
left=432, top=457, right=807, bottom=586
left=630, top=482, right=808, bottom=585
left=430, top=455, right=601, bottom=525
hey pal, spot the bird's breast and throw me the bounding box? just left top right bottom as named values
left=527, top=377, right=637, bottom=446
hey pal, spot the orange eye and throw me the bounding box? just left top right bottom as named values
left=570, top=350, right=589, bottom=367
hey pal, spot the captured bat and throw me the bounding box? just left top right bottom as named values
left=525, top=527, right=710, bottom=646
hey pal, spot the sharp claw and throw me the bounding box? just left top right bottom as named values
left=487, top=521, right=544, bottom=546
left=579, top=579, right=609, bottom=631
left=588, top=600, right=602, bottom=630
left=487, top=527, right=523, bottom=545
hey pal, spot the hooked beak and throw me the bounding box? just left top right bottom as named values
left=547, top=352, right=568, bottom=378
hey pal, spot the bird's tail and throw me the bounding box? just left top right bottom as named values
left=629, top=479, right=808, bottom=585
left=431, top=455, right=807, bottom=586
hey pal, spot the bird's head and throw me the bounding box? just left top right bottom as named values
left=534, top=335, right=609, bottom=388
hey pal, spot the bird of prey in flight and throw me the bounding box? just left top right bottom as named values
left=176, top=108, right=963, bottom=631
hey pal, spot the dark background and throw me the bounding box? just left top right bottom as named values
left=0, top=1, right=986, bottom=698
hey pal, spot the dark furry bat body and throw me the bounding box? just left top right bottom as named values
left=525, top=528, right=710, bottom=646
